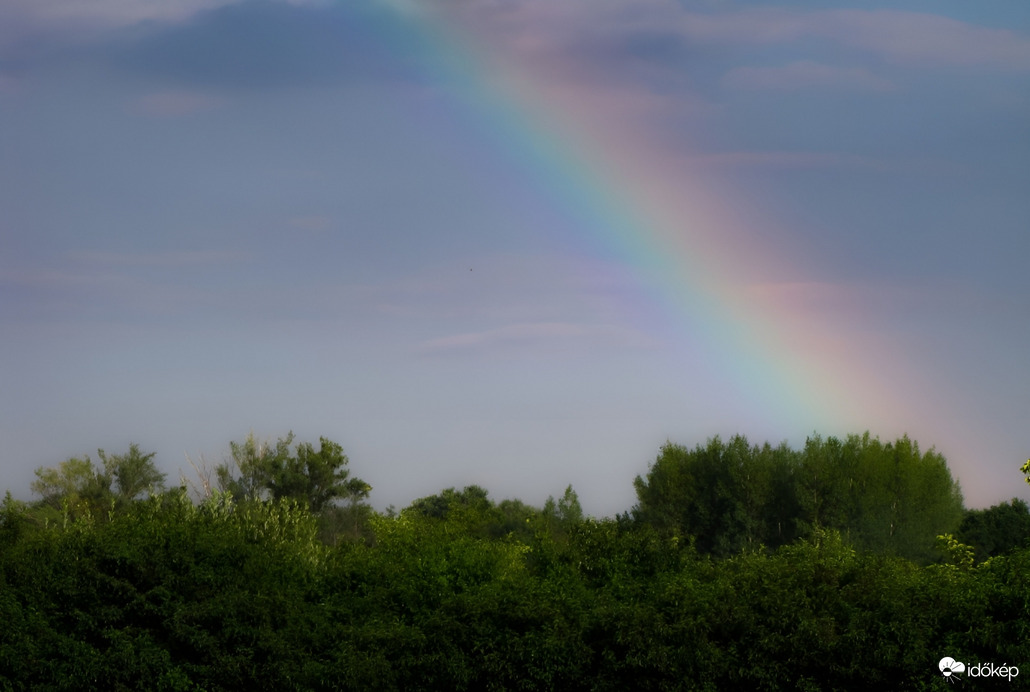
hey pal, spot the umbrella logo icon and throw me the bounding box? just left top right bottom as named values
left=940, top=657, right=965, bottom=683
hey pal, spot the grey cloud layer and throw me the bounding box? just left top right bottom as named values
left=109, top=1, right=425, bottom=89
left=1, top=0, right=425, bottom=89
left=7, top=1, right=1028, bottom=90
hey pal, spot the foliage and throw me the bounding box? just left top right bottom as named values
left=632, top=432, right=965, bottom=563
left=30, top=443, right=166, bottom=520
left=99, top=444, right=167, bottom=505
left=216, top=432, right=370, bottom=513
left=0, top=430, right=1019, bottom=690
left=955, top=498, right=1030, bottom=561
left=935, top=533, right=975, bottom=570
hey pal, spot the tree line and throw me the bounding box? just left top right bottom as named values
left=632, top=432, right=966, bottom=563
left=0, top=431, right=1028, bottom=689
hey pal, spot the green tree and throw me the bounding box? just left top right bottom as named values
left=849, top=434, right=964, bottom=563
left=31, top=455, right=110, bottom=513
left=633, top=435, right=799, bottom=556
left=634, top=432, right=963, bottom=562
left=538, top=484, right=585, bottom=544
left=273, top=437, right=370, bottom=512
left=494, top=497, right=537, bottom=539
left=955, top=498, right=1030, bottom=561
left=216, top=431, right=292, bottom=502
left=98, top=443, right=166, bottom=505
left=216, top=432, right=370, bottom=513
left=542, top=484, right=583, bottom=523
left=407, top=485, right=493, bottom=520
left=632, top=437, right=741, bottom=554
left=796, top=434, right=857, bottom=536
left=30, top=443, right=164, bottom=516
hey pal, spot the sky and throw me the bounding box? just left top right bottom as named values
left=1, top=0, right=1028, bottom=516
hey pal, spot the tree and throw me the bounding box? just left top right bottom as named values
left=848, top=434, right=964, bottom=562
left=31, top=455, right=110, bottom=512
left=407, top=485, right=493, bottom=520
left=30, top=444, right=164, bottom=515
left=98, top=443, right=166, bottom=504
left=633, top=432, right=964, bottom=562
left=796, top=434, right=857, bottom=535
left=276, top=437, right=370, bottom=513
left=216, top=431, right=292, bottom=502
left=633, top=435, right=799, bottom=556
left=216, top=432, right=370, bottom=512
left=955, top=498, right=1030, bottom=561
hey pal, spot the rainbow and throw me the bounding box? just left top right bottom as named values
left=366, top=1, right=918, bottom=441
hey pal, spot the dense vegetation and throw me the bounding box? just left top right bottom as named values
left=633, top=433, right=965, bottom=562
left=1, top=432, right=1028, bottom=690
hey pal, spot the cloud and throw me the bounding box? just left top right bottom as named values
left=107, top=1, right=425, bottom=90
left=417, top=321, right=657, bottom=356
left=133, top=89, right=224, bottom=116
left=287, top=215, right=333, bottom=232
left=0, top=266, right=130, bottom=290
left=676, top=8, right=1030, bottom=70
left=723, top=61, right=894, bottom=91
left=0, top=0, right=239, bottom=57
left=7, top=0, right=238, bottom=26
left=741, top=278, right=1024, bottom=320
left=1, top=251, right=249, bottom=295
left=0, top=250, right=253, bottom=325
left=682, top=150, right=969, bottom=177
left=0, top=72, right=18, bottom=95
left=429, top=1, right=1030, bottom=98
left=686, top=150, right=884, bottom=170
left=411, top=1, right=1029, bottom=166
left=71, top=249, right=250, bottom=267
left=0, top=0, right=425, bottom=92
left=819, top=10, right=1030, bottom=69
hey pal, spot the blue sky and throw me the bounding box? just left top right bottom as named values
left=2, top=0, right=1028, bottom=514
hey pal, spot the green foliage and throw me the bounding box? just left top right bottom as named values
left=30, top=443, right=166, bottom=521
left=216, top=431, right=293, bottom=502
left=316, top=502, right=377, bottom=546
left=553, top=484, right=584, bottom=524
left=935, top=533, right=975, bottom=570
left=539, top=484, right=584, bottom=541
left=407, top=484, right=493, bottom=521
left=0, top=489, right=328, bottom=690
left=31, top=455, right=111, bottom=513
left=633, top=432, right=964, bottom=563
left=216, top=432, right=370, bottom=513
left=0, top=430, right=1018, bottom=690
left=633, top=435, right=800, bottom=556
left=955, top=498, right=1030, bottom=561
left=100, top=443, right=167, bottom=504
